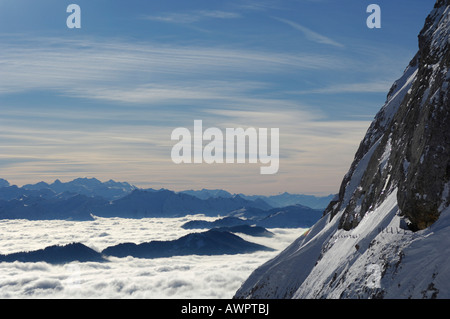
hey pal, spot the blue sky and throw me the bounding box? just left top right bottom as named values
left=0, top=0, right=436, bottom=195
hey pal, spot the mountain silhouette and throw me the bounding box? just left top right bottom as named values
left=0, top=243, right=106, bottom=264
left=102, top=229, right=274, bottom=259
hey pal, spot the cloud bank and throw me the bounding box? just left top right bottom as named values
left=0, top=216, right=303, bottom=298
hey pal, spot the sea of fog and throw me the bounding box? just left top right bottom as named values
left=0, top=216, right=304, bottom=298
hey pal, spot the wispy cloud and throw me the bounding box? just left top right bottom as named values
left=291, top=81, right=392, bottom=95
left=0, top=36, right=345, bottom=100
left=274, top=17, right=344, bottom=48
left=235, top=0, right=282, bottom=12
left=143, top=10, right=241, bottom=24
left=0, top=36, right=363, bottom=194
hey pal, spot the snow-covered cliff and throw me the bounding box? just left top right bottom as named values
left=235, top=0, right=450, bottom=299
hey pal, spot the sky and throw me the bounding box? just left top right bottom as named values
left=0, top=0, right=436, bottom=195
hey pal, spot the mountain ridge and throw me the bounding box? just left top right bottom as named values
left=0, top=178, right=324, bottom=224
left=181, top=189, right=334, bottom=210
left=102, top=229, right=274, bottom=259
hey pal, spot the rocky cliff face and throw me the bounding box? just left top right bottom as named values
left=235, top=0, right=450, bottom=299
left=328, top=0, right=450, bottom=232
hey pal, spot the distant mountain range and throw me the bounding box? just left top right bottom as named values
left=181, top=189, right=335, bottom=210
left=182, top=205, right=323, bottom=229
left=0, top=178, right=326, bottom=227
left=92, top=189, right=271, bottom=218
left=0, top=177, right=135, bottom=203
left=0, top=178, right=323, bottom=265
left=39, top=178, right=135, bottom=200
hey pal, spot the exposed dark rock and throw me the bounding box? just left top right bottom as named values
left=326, top=0, right=450, bottom=231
